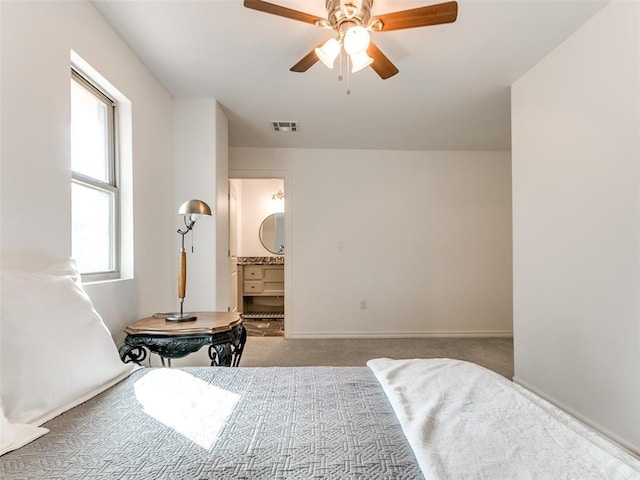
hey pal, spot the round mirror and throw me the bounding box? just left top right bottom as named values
left=259, top=212, right=285, bottom=255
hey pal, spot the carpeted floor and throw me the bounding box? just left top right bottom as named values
left=243, top=319, right=285, bottom=337
left=165, top=320, right=513, bottom=379
left=153, top=332, right=513, bottom=379
left=240, top=336, right=514, bottom=379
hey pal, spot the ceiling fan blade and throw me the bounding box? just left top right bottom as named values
left=367, top=42, right=399, bottom=79
left=373, top=1, right=458, bottom=32
left=290, top=45, right=321, bottom=72
left=243, top=0, right=323, bottom=25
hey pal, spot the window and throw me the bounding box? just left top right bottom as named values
left=70, top=69, right=119, bottom=280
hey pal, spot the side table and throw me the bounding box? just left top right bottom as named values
left=118, top=312, right=246, bottom=367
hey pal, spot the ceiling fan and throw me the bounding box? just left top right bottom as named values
left=243, top=0, right=458, bottom=79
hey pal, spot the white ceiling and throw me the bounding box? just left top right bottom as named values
left=93, top=0, right=607, bottom=151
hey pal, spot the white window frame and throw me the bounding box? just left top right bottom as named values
left=71, top=68, right=121, bottom=281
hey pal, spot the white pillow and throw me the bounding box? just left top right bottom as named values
left=41, top=258, right=82, bottom=283
left=0, top=263, right=134, bottom=425
left=0, top=402, right=48, bottom=456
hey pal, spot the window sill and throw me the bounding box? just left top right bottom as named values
left=82, top=275, right=132, bottom=287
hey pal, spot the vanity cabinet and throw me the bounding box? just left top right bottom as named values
left=239, top=263, right=284, bottom=319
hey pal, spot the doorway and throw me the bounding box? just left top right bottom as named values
left=229, top=176, right=287, bottom=337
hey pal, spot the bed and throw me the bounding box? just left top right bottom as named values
left=2, top=262, right=640, bottom=479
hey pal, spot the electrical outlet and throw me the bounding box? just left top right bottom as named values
left=360, top=300, right=367, bottom=309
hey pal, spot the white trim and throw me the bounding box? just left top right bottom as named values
left=513, top=376, right=640, bottom=459
left=286, top=330, right=513, bottom=339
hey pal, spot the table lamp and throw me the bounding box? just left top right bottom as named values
left=166, top=199, right=212, bottom=322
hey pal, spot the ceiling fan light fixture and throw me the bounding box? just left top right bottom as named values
left=244, top=0, right=459, bottom=81
left=349, top=50, right=374, bottom=73
left=315, top=38, right=341, bottom=68
left=343, top=25, right=370, bottom=55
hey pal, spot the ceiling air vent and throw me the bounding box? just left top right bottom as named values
left=271, top=121, right=298, bottom=133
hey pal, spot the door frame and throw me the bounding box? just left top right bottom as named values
left=229, top=169, right=292, bottom=337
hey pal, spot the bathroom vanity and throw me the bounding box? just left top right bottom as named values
left=238, top=257, right=284, bottom=319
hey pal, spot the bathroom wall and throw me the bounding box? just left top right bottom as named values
left=230, top=178, right=285, bottom=258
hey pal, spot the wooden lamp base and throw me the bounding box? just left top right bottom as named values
left=166, top=249, right=197, bottom=322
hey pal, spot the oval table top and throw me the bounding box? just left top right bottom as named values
left=124, top=311, right=242, bottom=336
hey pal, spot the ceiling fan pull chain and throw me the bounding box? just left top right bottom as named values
left=346, top=56, right=351, bottom=95
left=338, top=48, right=344, bottom=82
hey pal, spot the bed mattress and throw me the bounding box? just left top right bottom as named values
left=1, top=366, right=423, bottom=479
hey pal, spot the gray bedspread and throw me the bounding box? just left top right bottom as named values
left=1, top=366, right=423, bottom=479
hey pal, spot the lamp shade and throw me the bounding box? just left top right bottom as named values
left=315, top=38, right=341, bottom=69
left=178, top=199, right=212, bottom=216
left=349, top=50, right=374, bottom=73
left=343, top=26, right=370, bottom=55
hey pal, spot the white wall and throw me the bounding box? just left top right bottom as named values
left=174, top=100, right=216, bottom=313
left=214, top=103, right=230, bottom=312
left=0, top=0, right=175, bottom=340
left=173, top=99, right=229, bottom=313
left=231, top=178, right=285, bottom=257
left=231, top=148, right=512, bottom=338
left=512, top=2, right=640, bottom=453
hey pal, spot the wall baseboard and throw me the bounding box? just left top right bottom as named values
left=286, top=330, right=513, bottom=339
left=513, top=376, right=640, bottom=459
